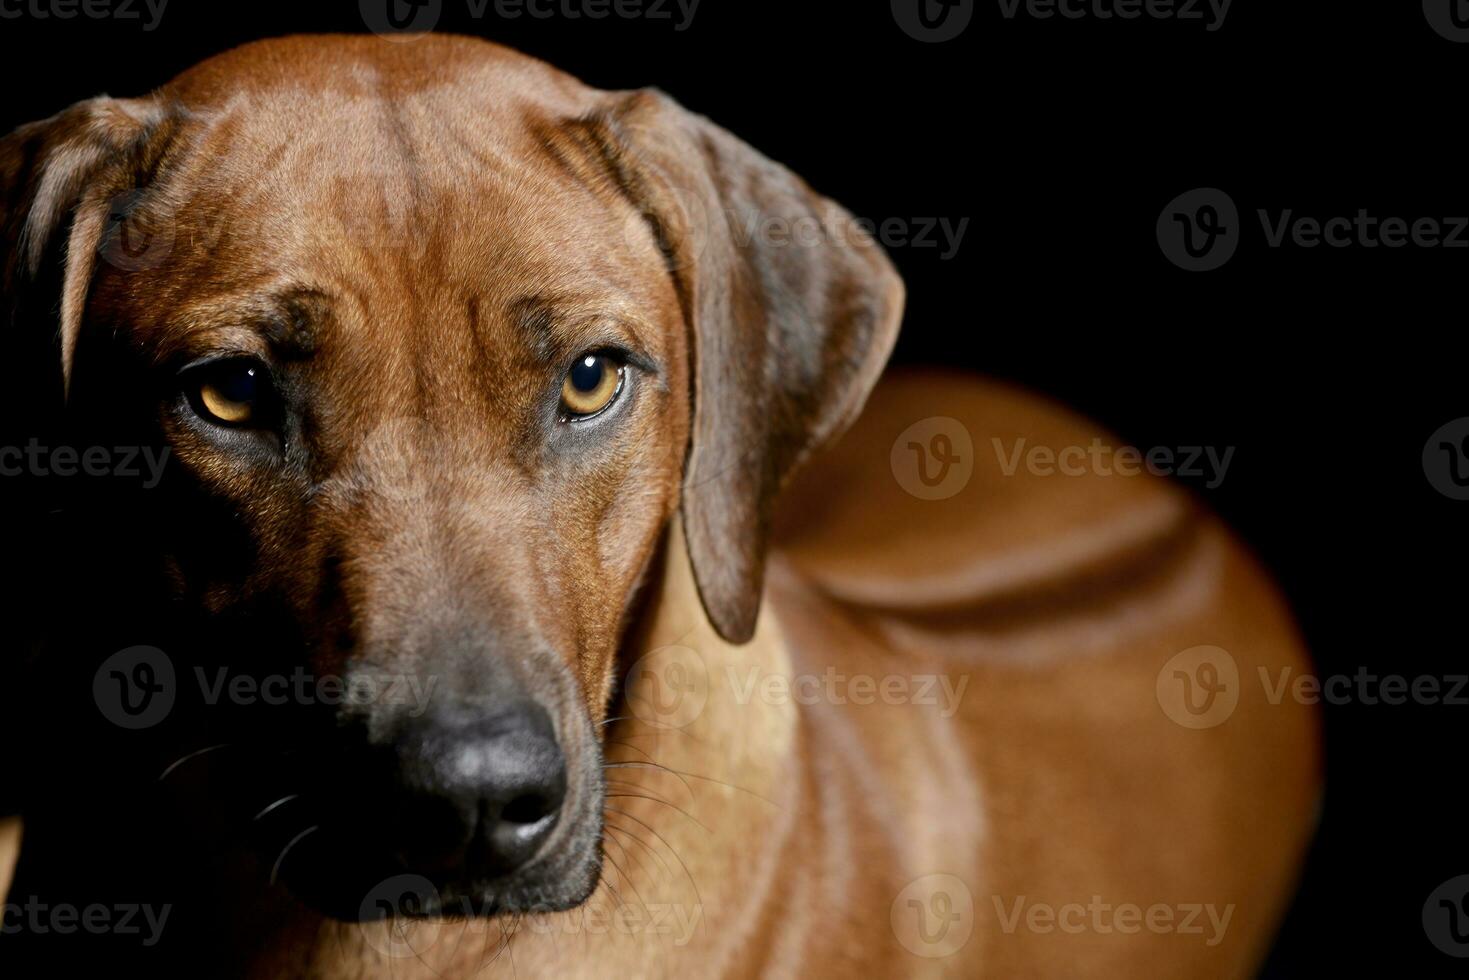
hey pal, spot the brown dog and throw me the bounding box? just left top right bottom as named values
left=0, top=35, right=1318, bottom=977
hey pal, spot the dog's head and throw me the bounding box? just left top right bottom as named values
left=1, top=35, right=900, bottom=919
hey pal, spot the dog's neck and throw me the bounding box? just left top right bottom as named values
left=623, top=516, right=799, bottom=786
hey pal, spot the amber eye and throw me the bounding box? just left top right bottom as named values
left=560, top=353, right=624, bottom=420
left=191, top=360, right=268, bottom=427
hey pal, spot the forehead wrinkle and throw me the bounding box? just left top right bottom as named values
left=148, top=288, right=327, bottom=363
left=528, top=112, right=637, bottom=210
left=508, top=294, right=659, bottom=367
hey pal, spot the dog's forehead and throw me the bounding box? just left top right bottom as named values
left=109, top=36, right=679, bottom=374
left=164, top=34, right=597, bottom=115
left=156, top=36, right=627, bottom=253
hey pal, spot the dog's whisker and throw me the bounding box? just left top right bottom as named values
left=478, top=926, right=513, bottom=976
left=252, top=794, right=301, bottom=822
left=602, top=831, right=647, bottom=891
left=597, top=869, right=630, bottom=912
left=601, top=739, right=661, bottom=766
left=401, top=917, right=448, bottom=978
left=603, top=778, right=684, bottom=809
left=604, top=791, right=711, bottom=833
left=508, top=912, right=526, bottom=978
left=599, top=838, right=648, bottom=910
left=157, top=742, right=234, bottom=782
left=268, top=824, right=319, bottom=886
left=603, top=821, right=674, bottom=881
left=473, top=922, right=493, bottom=976
left=604, top=761, right=779, bottom=808
left=601, top=714, right=701, bottom=738
left=600, top=829, right=634, bottom=875
left=602, top=806, right=702, bottom=909
left=473, top=913, right=518, bottom=977
left=443, top=908, right=479, bottom=970
left=602, top=826, right=658, bottom=883
left=600, top=760, right=694, bottom=799
left=608, top=729, right=699, bottom=743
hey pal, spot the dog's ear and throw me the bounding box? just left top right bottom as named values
left=1, top=96, right=166, bottom=398
left=1, top=98, right=166, bottom=818
left=599, top=90, right=905, bottom=643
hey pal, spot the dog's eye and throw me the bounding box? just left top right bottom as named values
left=188, top=359, right=270, bottom=427
left=560, top=353, right=624, bottom=421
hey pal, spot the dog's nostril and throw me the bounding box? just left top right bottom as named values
left=386, top=701, right=570, bottom=880
left=501, top=792, right=555, bottom=826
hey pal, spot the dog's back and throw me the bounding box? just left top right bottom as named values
left=767, top=370, right=1321, bottom=976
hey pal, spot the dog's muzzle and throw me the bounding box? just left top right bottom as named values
left=258, top=678, right=602, bottom=921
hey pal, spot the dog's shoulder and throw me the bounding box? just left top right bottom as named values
left=772, top=369, right=1197, bottom=617
left=768, top=372, right=1320, bottom=979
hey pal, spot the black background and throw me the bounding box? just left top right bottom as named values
left=1, top=0, right=1463, bottom=973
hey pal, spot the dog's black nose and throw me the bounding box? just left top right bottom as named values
left=389, top=701, right=567, bottom=879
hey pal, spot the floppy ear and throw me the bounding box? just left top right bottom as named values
left=1, top=95, right=166, bottom=398
left=0, top=97, right=164, bottom=818
left=600, top=90, right=905, bottom=643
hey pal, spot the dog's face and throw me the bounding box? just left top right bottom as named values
left=2, top=35, right=900, bottom=920
left=85, top=63, right=692, bottom=915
